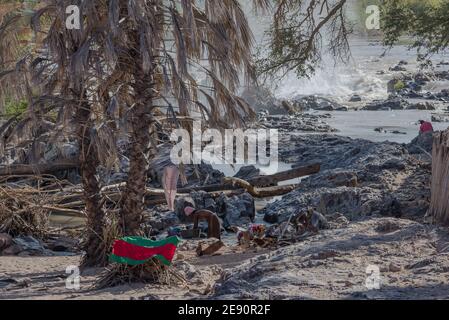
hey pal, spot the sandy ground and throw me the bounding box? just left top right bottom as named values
left=1, top=217, right=449, bottom=300
left=0, top=239, right=267, bottom=300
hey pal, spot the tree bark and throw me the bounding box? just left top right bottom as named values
left=118, top=5, right=158, bottom=236
left=0, top=161, right=79, bottom=176
left=246, top=163, right=320, bottom=186
left=120, top=101, right=153, bottom=235
left=76, top=100, right=106, bottom=268
left=429, top=129, right=449, bottom=225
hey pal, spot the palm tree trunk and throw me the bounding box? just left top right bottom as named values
left=119, top=99, right=153, bottom=235
left=429, top=129, right=449, bottom=225
left=119, top=54, right=155, bottom=234
left=117, top=4, right=158, bottom=235
left=77, top=100, right=106, bottom=267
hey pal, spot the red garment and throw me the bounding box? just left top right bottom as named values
left=420, top=121, right=434, bottom=134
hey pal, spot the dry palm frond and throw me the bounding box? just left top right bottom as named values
left=0, top=174, right=83, bottom=239
left=80, top=209, right=121, bottom=269
left=0, top=185, right=50, bottom=238
left=95, top=259, right=186, bottom=290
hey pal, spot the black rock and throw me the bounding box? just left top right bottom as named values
left=234, top=165, right=260, bottom=180
left=349, top=95, right=362, bottom=102
left=407, top=131, right=433, bottom=154
left=389, top=65, right=407, bottom=72
left=362, top=98, right=409, bottom=111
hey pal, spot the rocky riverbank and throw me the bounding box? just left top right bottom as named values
left=2, top=61, right=449, bottom=299
left=259, top=132, right=432, bottom=224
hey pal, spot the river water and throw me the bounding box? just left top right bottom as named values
left=314, top=110, right=449, bottom=143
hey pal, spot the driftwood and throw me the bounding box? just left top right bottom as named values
left=0, top=161, right=79, bottom=176
left=246, top=163, right=320, bottom=186
left=59, top=163, right=320, bottom=202
left=0, top=163, right=321, bottom=218
left=196, top=240, right=224, bottom=256
left=429, top=129, right=449, bottom=225
left=223, top=177, right=298, bottom=197
left=175, top=163, right=320, bottom=192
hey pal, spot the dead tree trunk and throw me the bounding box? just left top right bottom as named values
left=429, top=129, right=449, bottom=225
left=247, top=163, right=320, bottom=187
left=0, top=161, right=79, bottom=176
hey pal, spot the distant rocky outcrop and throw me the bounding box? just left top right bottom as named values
left=260, top=134, right=431, bottom=223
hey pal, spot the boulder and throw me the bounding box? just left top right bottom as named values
left=217, top=192, right=255, bottom=228
left=43, top=141, right=79, bottom=163
left=406, top=102, right=435, bottom=110
left=399, top=89, right=422, bottom=98
left=234, top=165, right=260, bottom=180
left=146, top=211, right=181, bottom=232
left=389, top=65, right=407, bottom=72
left=291, top=95, right=347, bottom=111
left=262, top=186, right=402, bottom=223
left=414, top=73, right=432, bottom=85
left=362, top=98, right=409, bottom=111
left=431, top=113, right=449, bottom=123
left=387, top=79, right=397, bottom=93
left=240, top=86, right=285, bottom=114
left=407, top=131, right=434, bottom=154
left=349, top=95, right=362, bottom=102
left=261, top=134, right=426, bottom=222
left=13, top=236, right=51, bottom=256
left=2, top=244, right=22, bottom=256
left=0, top=233, right=13, bottom=251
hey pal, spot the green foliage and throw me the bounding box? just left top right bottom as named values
left=4, top=98, right=28, bottom=119
left=256, top=0, right=349, bottom=82
left=394, top=80, right=406, bottom=91
left=382, top=0, right=449, bottom=55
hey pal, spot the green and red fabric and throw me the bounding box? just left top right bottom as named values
left=110, top=236, right=180, bottom=266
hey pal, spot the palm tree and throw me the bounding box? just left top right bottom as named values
left=98, top=0, right=268, bottom=236
left=1, top=0, right=268, bottom=266
left=1, top=1, right=115, bottom=267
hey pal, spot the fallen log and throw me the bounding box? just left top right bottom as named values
left=90, top=163, right=320, bottom=197
left=0, top=161, right=79, bottom=176
left=223, top=177, right=298, bottom=198
left=175, top=163, right=321, bottom=192
left=247, top=163, right=320, bottom=187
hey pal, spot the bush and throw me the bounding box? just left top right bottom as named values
left=4, top=99, right=28, bottom=119
left=394, top=80, right=406, bottom=91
